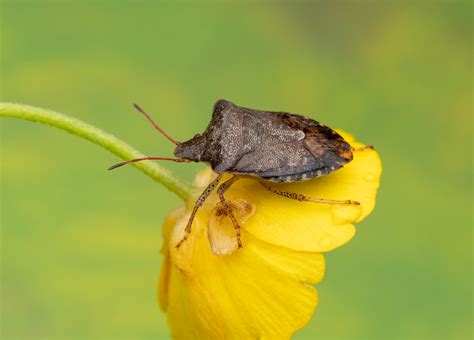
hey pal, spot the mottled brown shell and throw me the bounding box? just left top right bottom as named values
left=174, top=99, right=353, bottom=182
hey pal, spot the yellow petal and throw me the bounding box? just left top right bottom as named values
left=224, top=133, right=381, bottom=252
left=163, top=214, right=324, bottom=338
left=158, top=206, right=185, bottom=311
left=158, top=131, right=381, bottom=338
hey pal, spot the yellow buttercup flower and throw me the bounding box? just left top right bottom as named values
left=158, top=131, right=382, bottom=339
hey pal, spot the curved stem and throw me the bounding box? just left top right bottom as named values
left=0, top=102, right=197, bottom=200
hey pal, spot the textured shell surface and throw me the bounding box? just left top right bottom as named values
left=197, top=100, right=353, bottom=182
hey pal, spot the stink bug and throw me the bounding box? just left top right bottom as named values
left=109, top=99, right=371, bottom=249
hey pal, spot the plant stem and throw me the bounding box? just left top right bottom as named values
left=0, top=102, right=196, bottom=200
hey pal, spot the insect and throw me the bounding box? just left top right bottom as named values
left=109, top=99, right=371, bottom=249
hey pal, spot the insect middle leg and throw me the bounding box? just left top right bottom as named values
left=216, top=175, right=243, bottom=248
left=175, top=174, right=223, bottom=249
left=259, top=181, right=360, bottom=205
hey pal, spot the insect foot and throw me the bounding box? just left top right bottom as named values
left=175, top=174, right=223, bottom=250
left=216, top=176, right=243, bottom=249
left=208, top=199, right=256, bottom=256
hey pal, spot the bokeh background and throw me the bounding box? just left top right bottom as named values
left=1, top=1, right=472, bottom=339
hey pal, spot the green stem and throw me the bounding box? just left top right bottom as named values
left=0, top=102, right=196, bottom=200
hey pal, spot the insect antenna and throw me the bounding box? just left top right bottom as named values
left=108, top=157, right=190, bottom=170
left=132, top=103, right=180, bottom=145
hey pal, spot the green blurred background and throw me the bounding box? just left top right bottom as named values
left=1, top=1, right=472, bottom=339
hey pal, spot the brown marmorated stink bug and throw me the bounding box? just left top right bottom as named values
left=109, top=99, right=372, bottom=249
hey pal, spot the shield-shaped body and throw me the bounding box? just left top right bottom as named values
left=174, top=99, right=353, bottom=182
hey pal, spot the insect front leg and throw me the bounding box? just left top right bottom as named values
left=216, top=176, right=243, bottom=248
left=175, top=174, right=223, bottom=249
left=259, top=181, right=360, bottom=205
left=352, top=145, right=374, bottom=152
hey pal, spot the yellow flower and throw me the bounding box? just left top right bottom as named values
left=158, top=131, right=382, bottom=339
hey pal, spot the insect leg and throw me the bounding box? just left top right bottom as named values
left=259, top=181, right=360, bottom=205
left=175, top=174, right=223, bottom=249
left=216, top=176, right=243, bottom=248
left=352, top=145, right=374, bottom=152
